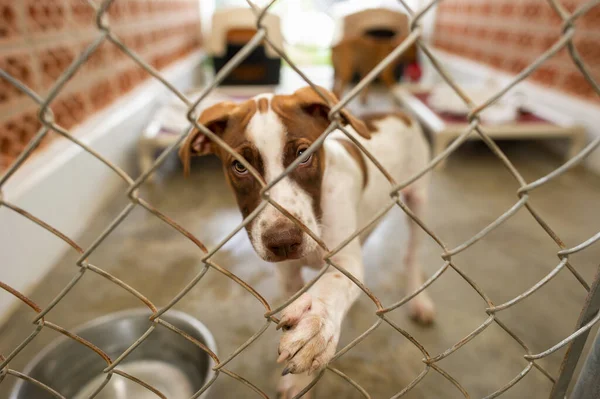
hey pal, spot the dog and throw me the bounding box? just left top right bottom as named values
left=331, top=34, right=418, bottom=104
left=179, top=86, right=435, bottom=397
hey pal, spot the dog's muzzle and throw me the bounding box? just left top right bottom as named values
left=261, top=220, right=304, bottom=261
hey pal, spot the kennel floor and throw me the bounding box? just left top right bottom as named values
left=1, top=137, right=600, bottom=397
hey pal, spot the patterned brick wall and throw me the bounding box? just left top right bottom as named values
left=0, top=0, right=201, bottom=170
left=433, top=0, right=600, bottom=103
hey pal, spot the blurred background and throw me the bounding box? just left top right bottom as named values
left=1, top=0, right=598, bottom=170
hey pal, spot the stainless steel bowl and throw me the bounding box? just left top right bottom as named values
left=10, top=309, right=217, bottom=399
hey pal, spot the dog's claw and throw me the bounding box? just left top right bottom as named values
left=281, top=366, right=292, bottom=376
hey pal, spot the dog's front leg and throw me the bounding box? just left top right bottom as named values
left=276, top=262, right=317, bottom=398
left=404, top=190, right=436, bottom=324
left=276, top=248, right=363, bottom=377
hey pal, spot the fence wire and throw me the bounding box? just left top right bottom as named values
left=1, top=0, right=600, bottom=398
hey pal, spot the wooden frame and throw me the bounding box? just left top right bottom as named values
left=393, top=86, right=588, bottom=168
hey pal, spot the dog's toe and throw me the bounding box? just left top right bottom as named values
left=277, top=293, right=312, bottom=330
left=278, top=294, right=340, bottom=375
left=409, top=293, right=435, bottom=325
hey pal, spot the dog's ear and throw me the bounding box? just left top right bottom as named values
left=179, top=101, right=237, bottom=176
left=292, top=86, right=371, bottom=139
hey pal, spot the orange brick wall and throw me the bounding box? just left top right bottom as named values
left=0, top=0, right=202, bottom=170
left=432, top=0, right=600, bottom=103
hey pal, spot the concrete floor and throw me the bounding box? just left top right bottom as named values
left=1, top=118, right=600, bottom=397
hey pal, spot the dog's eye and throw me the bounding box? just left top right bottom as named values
left=232, top=160, right=248, bottom=175
left=297, top=147, right=312, bottom=165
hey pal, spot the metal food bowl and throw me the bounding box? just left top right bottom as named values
left=10, top=309, right=217, bottom=399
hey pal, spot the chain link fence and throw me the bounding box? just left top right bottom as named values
left=1, top=0, right=600, bottom=398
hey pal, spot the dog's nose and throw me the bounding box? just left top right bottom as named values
left=262, top=222, right=303, bottom=260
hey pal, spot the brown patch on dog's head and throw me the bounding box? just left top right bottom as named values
left=274, top=86, right=371, bottom=139
left=269, top=86, right=369, bottom=222
left=179, top=99, right=263, bottom=225
left=179, top=100, right=257, bottom=175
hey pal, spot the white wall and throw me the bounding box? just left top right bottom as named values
left=0, top=52, right=204, bottom=322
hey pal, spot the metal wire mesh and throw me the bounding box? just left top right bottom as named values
left=1, top=0, right=600, bottom=398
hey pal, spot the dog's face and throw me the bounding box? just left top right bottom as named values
left=180, top=86, right=369, bottom=262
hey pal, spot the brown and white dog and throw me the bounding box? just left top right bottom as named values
left=180, top=86, right=434, bottom=397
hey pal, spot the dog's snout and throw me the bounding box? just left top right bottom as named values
left=262, top=221, right=303, bottom=260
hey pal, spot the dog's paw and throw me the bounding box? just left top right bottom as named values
left=277, top=372, right=313, bottom=399
left=276, top=293, right=339, bottom=375
left=409, top=292, right=435, bottom=325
